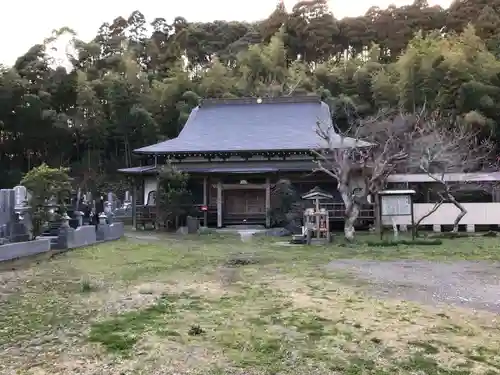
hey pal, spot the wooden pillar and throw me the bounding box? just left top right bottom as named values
left=132, top=177, right=137, bottom=230
left=326, top=211, right=331, bottom=242
left=315, top=198, right=320, bottom=239
left=217, top=180, right=222, bottom=228
left=203, top=176, right=208, bottom=227
left=265, top=177, right=271, bottom=228
left=493, top=184, right=500, bottom=202
left=155, top=165, right=160, bottom=231
left=374, top=193, right=381, bottom=235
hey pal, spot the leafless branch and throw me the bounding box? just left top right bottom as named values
left=285, top=78, right=302, bottom=96
left=313, top=103, right=497, bottom=238
left=409, top=113, right=497, bottom=232
left=312, top=103, right=422, bottom=240
left=414, top=194, right=444, bottom=237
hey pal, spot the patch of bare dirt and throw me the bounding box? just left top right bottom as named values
left=0, top=268, right=39, bottom=296
left=0, top=278, right=238, bottom=375
left=81, top=279, right=230, bottom=317
left=80, top=282, right=165, bottom=315
left=131, top=338, right=229, bottom=374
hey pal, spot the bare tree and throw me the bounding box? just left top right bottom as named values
left=409, top=116, right=496, bottom=234
left=313, top=109, right=418, bottom=241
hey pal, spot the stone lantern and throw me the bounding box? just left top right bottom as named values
left=98, top=212, right=108, bottom=225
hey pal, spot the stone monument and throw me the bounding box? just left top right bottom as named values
left=0, top=189, right=15, bottom=242
left=0, top=187, right=32, bottom=243
left=13, top=185, right=32, bottom=241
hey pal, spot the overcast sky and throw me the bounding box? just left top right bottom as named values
left=1, top=0, right=451, bottom=66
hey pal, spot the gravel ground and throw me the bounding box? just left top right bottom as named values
left=327, top=260, right=500, bottom=313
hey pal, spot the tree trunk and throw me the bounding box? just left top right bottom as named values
left=340, top=183, right=360, bottom=241
left=391, top=217, right=399, bottom=239
left=124, top=135, right=131, bottom=168
left=414, top=200, right=443, bottom=237
left=447, top=193, right=466, bottom=232
left=344, top=202, right=360, bottom=241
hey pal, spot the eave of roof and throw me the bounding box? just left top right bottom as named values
left=387, top=172, right=500, bottom=183
left=117, top=166, right=157, bottom=175
left=134, top=139, right=372, bottom=155
left=175, top=165, right=315, bottom=173
left=116, top=160, right=323, bottom=175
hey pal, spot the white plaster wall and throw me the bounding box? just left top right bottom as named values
left=384, top=203, right=500, bottom=225
left=143, top=177, right=157, bottom=205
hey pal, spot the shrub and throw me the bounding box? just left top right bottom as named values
left=21, top=164, right=72, bottom=237
left=366, top=239, right=443, bottom=247
left=430, top=232, right=471, bottom=239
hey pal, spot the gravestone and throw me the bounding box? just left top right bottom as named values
left=96, top=213, right=110, bottom=241
left=105, top=192, right=115, bottom=223
left=0, top=190, right=8, bottom=239
left=12, top=185, right=32, bottom=241
left=81, top=200, right=92, bottom=225
left=13, top=185, right=27, bottom=210
left=0, top=189, right=15, bottom=241
left=0, top=190, right=7, bottom=243
left=83, top=192, right=92, bottom=205
left=11, top=220, right=30, bottom=242
left=0, top=187, right=32, bottom=243
left=74, top=211, right=84, bottom=226
left=75, top=188, right=82, bottom=210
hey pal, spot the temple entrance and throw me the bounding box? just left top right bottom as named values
left=224, top=189, right=266, bottom=224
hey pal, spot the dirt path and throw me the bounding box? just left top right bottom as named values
left=327, top=260, right=500, bottom=313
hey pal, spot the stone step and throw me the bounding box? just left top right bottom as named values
left=223, top=224, right=266, bottom=230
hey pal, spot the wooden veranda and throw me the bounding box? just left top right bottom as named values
left=132, top=201, right=375, bottom=230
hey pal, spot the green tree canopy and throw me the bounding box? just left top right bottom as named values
left=1, top=2, right=500, bottom=188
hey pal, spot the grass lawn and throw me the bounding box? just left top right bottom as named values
left=1, top=233, right=500, bottom=374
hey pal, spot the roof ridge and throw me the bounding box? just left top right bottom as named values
left=200, top=95, right=321, bottom=107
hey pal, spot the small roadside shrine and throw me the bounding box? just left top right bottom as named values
left=301, top=187, right=333, bottom=244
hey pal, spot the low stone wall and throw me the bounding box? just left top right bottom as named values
left=0, top=238, right=51, bottom=262
left=96, top=222, right=124, bottom=241
left=107, top=222, right=124, bottom=241
left=96, top=224, right=109, bottom=242
left=0, top=222, right=125, bottom=263
left=68, top=225, right=97, bottom=249
left=56, top=223, right=124, bottom=249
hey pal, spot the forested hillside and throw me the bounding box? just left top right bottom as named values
left=1, top=0, right=500, bottom=190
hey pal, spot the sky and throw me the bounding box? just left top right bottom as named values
left=1, top=0, right=452, bottom=66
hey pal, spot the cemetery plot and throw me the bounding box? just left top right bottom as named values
left=0, top=187, right=126, bottom=261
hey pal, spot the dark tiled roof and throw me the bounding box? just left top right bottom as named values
left=134, top=96, right=365, bottom=154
